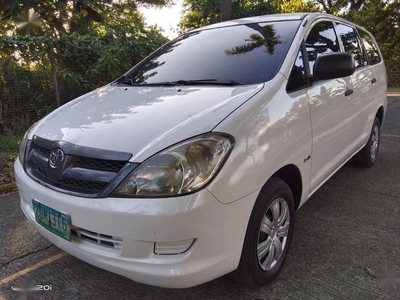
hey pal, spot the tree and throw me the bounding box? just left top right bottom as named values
left=0, top=0, right=169, bottom=133
left=180, top=0, right=400, bottom=61
left=318, top=0, right=366, bottom=14
left=220, top=0, right=232, bottom=21
left=272, top=0, right=317, bottom=13
left=0, top=0, right=172, bottom=35
left=273, top=0, right=400, bottom=60
left=345, top=0, right=400, bottom=61
left=273, top=0, right=366, bottom=14
left=181, top=0, right=276, bottom=29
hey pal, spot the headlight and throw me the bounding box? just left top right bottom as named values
left=111, top=133, right=235, bottom=197
left=18, top=123, right=36, bottom=166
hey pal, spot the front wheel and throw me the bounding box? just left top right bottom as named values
left=353, top=117, right=381, bottom=167
left=232, top=177, right=295, bottom=287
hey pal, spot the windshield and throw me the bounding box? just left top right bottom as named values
left=122, top=21, right=301, bottom=85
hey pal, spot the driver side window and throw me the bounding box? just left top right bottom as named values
left=287, top=49, right=306, bottom=93
left=305, top=21, right=339, bottom=77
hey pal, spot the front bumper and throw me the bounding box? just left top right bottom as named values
left=15, top=160, right=257, bottom=288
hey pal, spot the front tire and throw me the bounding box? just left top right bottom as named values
left=353, top=117, right=381, bottom=167
left=233, top=177, right=295, bottom=287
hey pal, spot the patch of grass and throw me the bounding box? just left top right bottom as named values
left=0, top=134, right=20, bottom=164
left=0, top=133, right=21, bottom=187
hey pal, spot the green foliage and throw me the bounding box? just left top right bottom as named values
left=0, top=134, right=19, bottom=166
left=0, top=0, right=172, bottom=35
left=0, top=1, right=169, bottom=134
left=0, top=133, right=20, bottom=187
left=272, top=0, right=317, bottom=13
left=270, top=0, right=400, bottom=61
left=268, top=0, right=400, bottom=61
left=0, top=0, right=168, bottom=86
left=0, top=26, right=167, bottom=133
left=54, top=28, right=167, bottom=86
left=0, top=56, right=54, bottom=133
left=272, top=0, right=367, bottom=15
left=60, top=68, right=93, bottom=91
left=180, top=0, right=276, bottom=29
left=180, top=0, right=399, bottom=61
left=344, top=0, right=400, bottom=61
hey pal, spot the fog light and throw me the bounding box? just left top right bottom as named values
left=154, top=239, right=195, bottom=255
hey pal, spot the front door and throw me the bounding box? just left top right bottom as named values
left=305, top=20, right=355, bottom=192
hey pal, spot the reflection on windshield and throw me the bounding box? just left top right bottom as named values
left=225, top=24, right=282, bottom=56
left=122, top=21, right=300, bottom=85
left=132, top=60, right=165, bottom=83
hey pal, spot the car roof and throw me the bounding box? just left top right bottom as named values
left=194, top=13, right=309, bottom=31
left=192, top=12, right=367, bottom=33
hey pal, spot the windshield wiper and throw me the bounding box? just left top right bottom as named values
left=114, top=78, right=243, bottom=86
left=131, top=81, right=178, bottom=86
left=114, top=77, right=177, bottom=86
left=169, top=79, right=242, bottom=86
left=113, top=76, right=135, bottom=86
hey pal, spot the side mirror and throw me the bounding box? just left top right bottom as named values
left=313, top=52, right=355, bottom=80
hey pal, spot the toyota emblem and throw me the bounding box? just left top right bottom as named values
left=49, top=148, right=65, bottom=166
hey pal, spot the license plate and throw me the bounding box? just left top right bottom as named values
left=32, top=199, right=71, bottom=241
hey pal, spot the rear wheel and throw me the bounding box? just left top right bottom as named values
left=232, top=177, right=295, bottom=287
left=353, top=117, right=381, bottom=167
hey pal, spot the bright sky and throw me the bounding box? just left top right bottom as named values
left=138, top=0, right=184, bottom=39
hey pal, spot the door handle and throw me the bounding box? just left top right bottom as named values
left=371, top=78, right=377, bottom=84
left=345, top=89, right=354, bottom=96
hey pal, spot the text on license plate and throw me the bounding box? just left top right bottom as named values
left=32, top=199, right=71, bottom=241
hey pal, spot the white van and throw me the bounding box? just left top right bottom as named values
left=15, top=13, right=387, bottom=288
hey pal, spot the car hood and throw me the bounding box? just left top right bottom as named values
left=31, top=84, right=264, bottom=162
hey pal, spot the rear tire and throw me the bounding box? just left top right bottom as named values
left=232, top=177, right=295, bottom=287
left=353, top=117, right=381, bottom=167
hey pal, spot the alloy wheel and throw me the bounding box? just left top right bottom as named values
left=370, top=124, right=379, bottom=161
left=257, top=198, right=290, bottom=271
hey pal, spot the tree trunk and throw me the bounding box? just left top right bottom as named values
left=0, top=97, right=3, bottom=133
left=349, top=0, right=366, bottom=11
left=220, top=0, right=232, bottom=21
left=48, top=41, right=61, bottom=107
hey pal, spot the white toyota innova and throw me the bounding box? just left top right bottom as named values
left=15, top=13, right=387, bottom=288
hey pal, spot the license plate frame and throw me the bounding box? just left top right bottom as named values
left=32, top=199, right=71, bottom=242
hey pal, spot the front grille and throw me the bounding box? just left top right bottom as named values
left=25, top=136, right=133, bottom=196
left=36, top=167, right=47, bottom=177
left=58, top=178, right=108, bottom=192
left=35, top=145, right=51, bottom=156
left=71, top=227, right=123, bottom=251
left=76, top=157, right=126, bottom=172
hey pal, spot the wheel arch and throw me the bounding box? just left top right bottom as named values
left=271, top=164, right=303, bottom=211
left=376, top=106, right=384, bottom=126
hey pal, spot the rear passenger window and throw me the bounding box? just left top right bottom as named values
left=335, top=23, right=364, bottom=68
left=305, top=21, right=339, bottom=75
left=358, top=29, right=381, bottom=65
